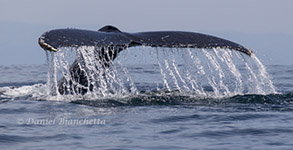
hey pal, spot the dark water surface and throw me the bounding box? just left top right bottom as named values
left=0, top=64, right=293, bottom=150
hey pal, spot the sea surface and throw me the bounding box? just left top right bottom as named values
left=1, top=49, right=293, bottom=150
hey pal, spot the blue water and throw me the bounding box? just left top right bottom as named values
left=1, top=62, right=293, bottom=149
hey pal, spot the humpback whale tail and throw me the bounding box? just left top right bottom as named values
left=39, top=25, right=253, bottom=95
left=39, top=25, right=253, bottom=56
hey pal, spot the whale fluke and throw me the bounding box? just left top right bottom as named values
left=39, top=25, right=253, bottom=56
left=39, top=25, right=253, bottom=95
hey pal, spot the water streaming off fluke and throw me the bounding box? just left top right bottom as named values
left=45, top=46, right=276, bottom=101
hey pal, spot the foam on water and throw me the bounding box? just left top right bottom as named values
left=0, top=46, right=277, bottom=101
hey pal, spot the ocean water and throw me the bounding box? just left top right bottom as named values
left=1, top=47, right=293, bottom=150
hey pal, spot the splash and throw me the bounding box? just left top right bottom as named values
left=41, top=46, right=276, bottom=101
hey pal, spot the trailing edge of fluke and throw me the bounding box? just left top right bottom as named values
left=38, top=25, right=253, bottom=56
